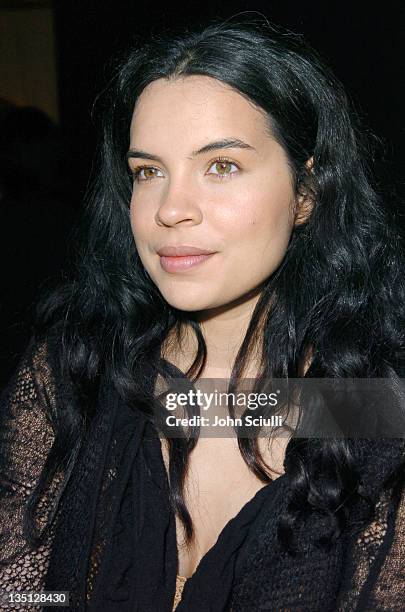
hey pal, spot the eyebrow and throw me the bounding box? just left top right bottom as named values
left=126, top=137, right=256, bottom=164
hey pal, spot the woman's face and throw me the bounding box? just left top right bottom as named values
left=128, top=75, right=301, bottom=312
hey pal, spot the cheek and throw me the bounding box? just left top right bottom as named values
left=129, top=195, right=150, bottom=243
left=222, top=186, right=295, bottom=275
left=218, top=185, right=294, bottom=243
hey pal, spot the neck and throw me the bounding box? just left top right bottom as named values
left=162, top=285, right=264, bottom=378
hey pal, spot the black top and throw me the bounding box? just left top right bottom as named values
left=0, top=336, right=404, bottom=611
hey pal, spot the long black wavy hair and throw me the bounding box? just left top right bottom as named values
left=28, top=16, right=405, bottom=553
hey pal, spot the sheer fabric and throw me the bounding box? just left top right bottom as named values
left=0, top=336, right=404, bottom=611
left=173, top=576, right=187, bottom=611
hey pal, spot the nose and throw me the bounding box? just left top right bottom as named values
left=155, top=178, right=203, bottom=227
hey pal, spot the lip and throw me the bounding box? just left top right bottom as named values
left=157, top=245, right=216, bottom=256
left=159, top=253, right=215, bottom=272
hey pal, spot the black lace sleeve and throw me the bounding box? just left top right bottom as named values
left=0, top=336, right=63, bottom=609
left=336, top=449, right=405, bottom=611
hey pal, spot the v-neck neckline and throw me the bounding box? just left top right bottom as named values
left=176, top=473, right=286, bottom=580
left=155, top=355, right=288, bottom=581
left=174, top=473, right=288, bottom=611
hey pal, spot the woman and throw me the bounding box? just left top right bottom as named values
left=0, top=16, right=404, bottom=611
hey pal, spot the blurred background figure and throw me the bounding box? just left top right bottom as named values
left=0, top=105, right=77, bottom=387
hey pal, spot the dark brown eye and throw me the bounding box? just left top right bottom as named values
left=132, top=166, right=164, bottom=182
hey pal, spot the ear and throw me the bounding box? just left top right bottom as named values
left=294, top=156, right=314, bottom=227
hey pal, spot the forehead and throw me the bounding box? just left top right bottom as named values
left=129, top=75, right=271, bottom=145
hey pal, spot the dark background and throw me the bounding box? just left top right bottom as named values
left=0, top=1, right=404, bottom=386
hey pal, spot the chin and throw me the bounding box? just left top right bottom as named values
left=156, top=289, right=213, bottom=312
left=162, top=298, right=209, bottom=312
